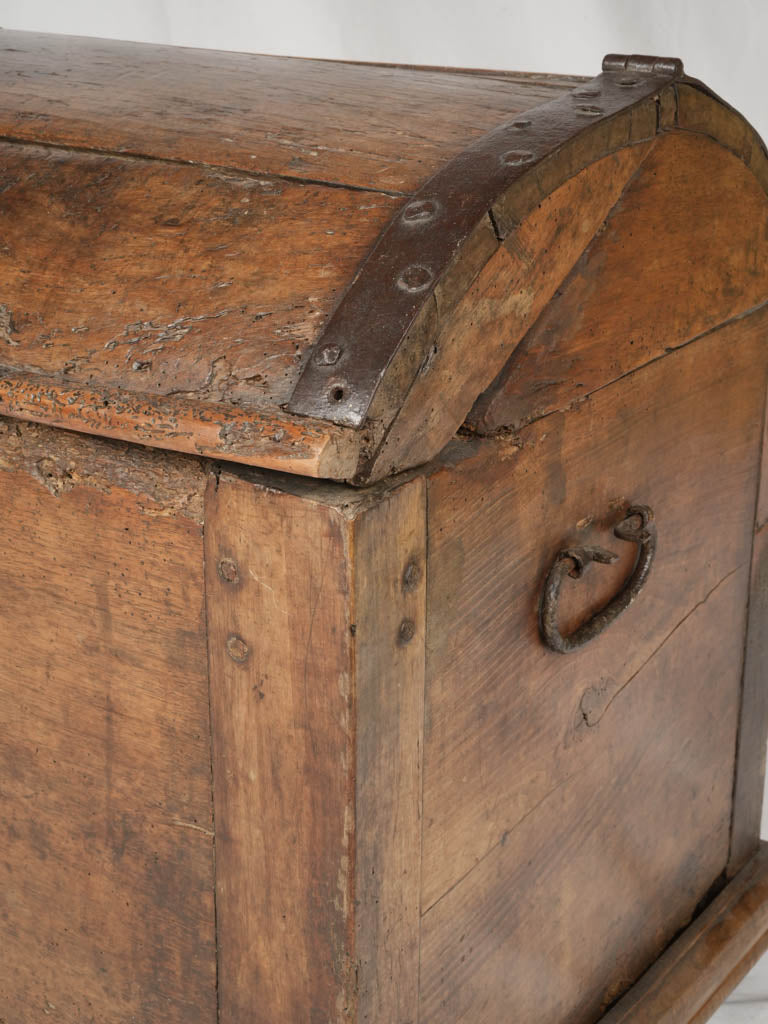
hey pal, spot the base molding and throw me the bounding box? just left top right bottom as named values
left=600, top=842, right=768, bottom=1023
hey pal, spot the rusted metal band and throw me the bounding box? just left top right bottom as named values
left=287, top=55, right=684, bottom=429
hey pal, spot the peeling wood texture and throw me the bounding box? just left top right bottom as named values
left=0, top=427, right=216, bottom=1022
left=0, top=415, right=208, bottom=522
left=0, top=36, right=765, bottom=481
left=2, top=32, right=768, bottom=1024
left=419, top=306, right=768, bottom=1022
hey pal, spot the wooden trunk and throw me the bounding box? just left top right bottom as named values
left=1, top=33, right=767, bottom=1023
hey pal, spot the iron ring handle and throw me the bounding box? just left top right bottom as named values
left=539, top=505, right=657, bottom=654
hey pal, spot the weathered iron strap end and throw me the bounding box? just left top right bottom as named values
left=539, top=505, right=657, bottom=654
left=287, top=56, right=684, bottom=429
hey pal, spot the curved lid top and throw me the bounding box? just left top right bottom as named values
left=0, top=33, right=763, bottom=484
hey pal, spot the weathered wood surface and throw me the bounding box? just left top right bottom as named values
left=205, top=475, right=357, bottom=1023
left=0, top=141, right=398, bottom=411
left=368, top=142, right=652, bottom=479
left=0, top=30, right=580, bottom=194
left=600, top=842, right=768, bottom=1024
left=353, top=478, right=426, bottom=1024
left=469, top=132, right=768, bottom=434
left=0, top=37, right=764, bottom=482
left=204, top=469, right=426, bottom=1023
left=0, top=417, right=216, bottom=1023
left=419, top=306, right=768, bottom=1022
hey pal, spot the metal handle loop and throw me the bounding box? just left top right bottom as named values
left=539, top=505, right=656, bottom=654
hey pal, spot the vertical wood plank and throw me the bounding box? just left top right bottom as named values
left=729, top=520, right=768, bottom=875
left=205, top=472, right=357, bottom=1023
left=354, top=478, right=426, bottom=1024
left=728, top=364, right=768, bottom=876
left=0, top=423, right=216, bottom=1024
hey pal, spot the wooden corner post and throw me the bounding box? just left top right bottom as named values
left=204, top=470, right=426, bottom=1023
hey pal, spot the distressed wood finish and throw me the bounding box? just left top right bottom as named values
left=2, top=34, right=768, bottom=1024
left=601, top=843, right=768, bottom=1024
left=0, top=419, right=216, bottom=1023
left=205, top=475, right=357, bottom=1022
left=368, top=142, right=652, bottom=479
left=469, top=131, right=768, bottom=434
left=419, top=307, right=768, bottom=1022
left=0, top=30, right=581, bottom=194
left=0, top=37, right=765, bottom=483
left=204, top=472, right=425, bottom=1022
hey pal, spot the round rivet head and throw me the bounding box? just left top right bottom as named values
left=403, top=561, right=422, bottom=592
left=575, top=104, right=604, bottom=117
left=500, top=150, right=535, bottom=167
left=218, top=557, right=239, bottom=584
left=226, top=635, right=249, bottom=663
left=401, top=198, right=440, bottom=225
left=512, top=118, right=532, bottom=129
left=618, top=77, right=640, bottom=87
left=315, top=343, right=342, bottom=366
left=574, top=86, right=600, bottom=98
left=398, top=618, right=416, bottom=644
left=396, top=264, right=434, bottom=293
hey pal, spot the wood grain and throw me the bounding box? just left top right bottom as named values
left=470, top=131, right=768, bottom=434
left=420, top=570, right=748, bottom=1023
left=0, top=30, right=580, bottom=194
left=729, top=521, right=768, bottom=877
left=418, top=306, right=768, bottom=1022
left=0, top=141, right=398, bottom=412
left=0, top=424, right=216, bottom=1023
left=353, top=478, right=426, bottom=1024
left=204, top=474, right=356, bottom=1023
left=204, top=470, right=427, bottom=1023
left=600, top=842, right=768, bottom=1024
left=368, top=142, right=652, bottom=480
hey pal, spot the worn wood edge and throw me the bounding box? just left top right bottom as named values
left=0, top=368, right=361, bottom=480
left=204, top=473, right=358, bottom=1021
left=728, top=349, right=768, bottom=876
left=677, top=79, right=768, bottom=196
left=352, top=477, right=426, bottom=1023
left=728, top=518, right=768, bottom=873
left=599, top=843, right=768, bottom=1023
left=362, top=137, right=656, bottom=483
left=357, top=83, right=768, bottom=483
left=0, top=413, right=209, bottom=522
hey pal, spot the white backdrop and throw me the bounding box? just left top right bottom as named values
left=0, top=0, right=765, bottom=1020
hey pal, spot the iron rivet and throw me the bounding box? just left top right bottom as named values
left=618, top=77, right=640, bottom=87
left=512, top=118, right=532, bottom=129
left=396, top=264, right=434, bottom=293
left=574, top=87, right=600, bottom=98
left=218, top=557, right=239, bottom=584
left=226, top=634, right=249, bottom=663
left=398, top=618, right=416, bottom=644
left=403, top=561, right=422, bottom=592
left=575, top=104, right=604, bottom=117
left=402, top=198, right=440, bottom=225
left=500, top=150, right=535, bottom=167
left=315, top=343, right=342, bottom=366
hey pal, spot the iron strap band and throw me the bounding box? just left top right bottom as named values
left=286, top=54, right=684, bottom=429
